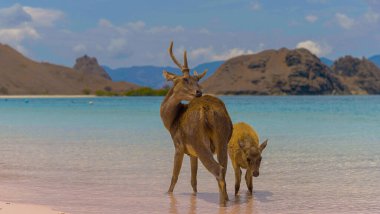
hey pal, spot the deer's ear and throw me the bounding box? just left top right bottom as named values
left=194, top=69, right=207, bottom=81
left=163, top=70, right=177, bottom=81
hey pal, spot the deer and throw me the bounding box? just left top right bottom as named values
left=228, top=122, right=268, bottom=195
left=160, top=41, right=233, bottom=205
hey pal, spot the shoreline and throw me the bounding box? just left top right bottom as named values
left=0, top=201, right=67, bottom=214
left=0, top=95, right=96, bottom=99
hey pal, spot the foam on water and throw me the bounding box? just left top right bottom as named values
left=0, top=96, right=379, bottom=213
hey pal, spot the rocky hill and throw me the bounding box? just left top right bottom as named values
left=0, top=44, right=138, bottom=95
left=202, top=48, right=348, bottom=95
left=74, top=55, right=112, bottom=80
left=332, top=56, right=380, bottom=94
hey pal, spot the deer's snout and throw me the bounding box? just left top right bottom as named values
left=253, top=171, right=259, bottom=177
left=195, top=90, right=202, bottom=97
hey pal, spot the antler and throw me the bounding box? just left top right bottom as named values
left=168, top=41, right=189, bottom=76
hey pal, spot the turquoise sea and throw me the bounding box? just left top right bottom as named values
left=0, top=96, right=379, bottom=213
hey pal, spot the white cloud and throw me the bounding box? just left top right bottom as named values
left=107, top=38, right=127, bottom=52
left=147, top=25, right=184, bottom=34
left=250, top=1, right=261, bottom=11
left=0, top=4, right=64, bottom=56
left=211, top=48, right=254, bottom=60
left=305, top=15, right=318, bottom=23
left=335, top=13, right=355, bottom=29
left=98, top=19, right=113, bottom=28
left=189, top=46, right=213, bottom=59
left=189, top=46, right=255, bottom=61
left=127, top=21, right=145, bottom=31
left=296, top=40, right=332, bottom=56
left=73, top=44, right=87, bottom=53
left=23, top=6, right=64, bottom=27
left=0, top=26, right=40, bottom=42
left=365, top=10, right=379, bottom=23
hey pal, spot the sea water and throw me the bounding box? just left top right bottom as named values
left=0, top=96, right=379, bottom=213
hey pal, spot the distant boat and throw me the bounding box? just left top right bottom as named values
left=89, top=101, right=94, bottom=105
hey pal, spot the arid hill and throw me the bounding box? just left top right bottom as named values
left=74, top=55, right=112, bottom=80
left=331, top=56, right=380, bottom=94
left=202, top=48, right=347, bottom=95
left=0, top=44, right=138, bottom=95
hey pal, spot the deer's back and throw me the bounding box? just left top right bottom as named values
left=174, top=95, right=232, bottom=143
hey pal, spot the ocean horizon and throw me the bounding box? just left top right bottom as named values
left=0, top=96, right=379, bottom=213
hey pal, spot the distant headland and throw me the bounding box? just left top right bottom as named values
left=1, top=43, right=379, bottom=96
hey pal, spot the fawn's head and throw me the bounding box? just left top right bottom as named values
left=163, top=41, right=207, bottom=101
left=240, top=139, right=268, bottom=177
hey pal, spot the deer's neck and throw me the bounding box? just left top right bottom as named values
left=160, top=88, right=183, bottom=130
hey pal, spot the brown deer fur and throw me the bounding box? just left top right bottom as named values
left=160, top=42, right=233, bottom=205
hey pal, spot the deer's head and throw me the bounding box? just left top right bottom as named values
left=163, top=41, right=207, bottom=101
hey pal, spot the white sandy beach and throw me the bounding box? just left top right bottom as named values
left=0, top=201, right=67, bottom=214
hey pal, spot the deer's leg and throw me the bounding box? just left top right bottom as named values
left=190, top=156, right=198, bottom=193
left=216, top=143, right=229, bottom=204
left=245, top=168, right=253, bottom=195
left=168, top=149, right=184, bottom=193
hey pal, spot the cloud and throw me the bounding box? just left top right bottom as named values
left=0, top=26, right=40, bottom=46
left=73, top=44, right=87, bottom=53
left=250, top=1, right=261, bottom=11
left=98, top=19, right=113, bottom=28
left=335, top=13, right=355, bottom=29
left=211, top=48, right=254, bottom=60
left=190, top=46, right=254, bottom=61
left=0, top=4, right=32, bottom=27
left=147, top=25, right=184, bottom=34
left=296, top=40, right=332, bottom=56
left=0, top=4, right=64, bottom=55
left=106, top=38, right=131, bottom=58
left=189, top=46, right=213, bottom=59
left=364, top=10, right=379, bottom=23
left=305, top=15, right=318, bottom=23
left=127, top=20, right=145, bottom=31
left=23, top=6, right=64, bottom=27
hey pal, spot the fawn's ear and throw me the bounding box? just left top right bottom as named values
left=163, top=70, right=177, bottom=81
left=238, top=140, right=246, bottom=149
left=260, top=139, right=268, bottom=152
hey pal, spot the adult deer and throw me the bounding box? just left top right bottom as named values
left=160, top=41, right=233, bottom=205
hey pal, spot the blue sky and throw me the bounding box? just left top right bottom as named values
left=0, top=0, right=379, bottom=68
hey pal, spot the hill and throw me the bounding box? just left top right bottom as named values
left=103, top=61, right=224, bottom=88
left=202, top=48, right=347, bottom=95
left=332, top=56, right=380, bottom=94
left=0, top=44, right=138, bottom=95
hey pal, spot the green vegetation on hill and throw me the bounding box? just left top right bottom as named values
left=94, top=87, right=170, bottom=96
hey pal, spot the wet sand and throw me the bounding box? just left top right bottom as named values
left=0, top=201, right=67, bottom=214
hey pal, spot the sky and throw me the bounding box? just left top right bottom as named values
left=0, top=0, right=379, bottom=68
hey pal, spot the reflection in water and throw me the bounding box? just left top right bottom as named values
left=169, top=194, right=178, bottom=214
left=169, top=191, right=267, bottom=213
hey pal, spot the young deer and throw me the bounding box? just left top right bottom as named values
left=228, top=122, right=268, bottom=195
left=160, top=42, right=233, bottom=205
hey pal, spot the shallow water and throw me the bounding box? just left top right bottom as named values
left=0, top=96, right=379, bottom=213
